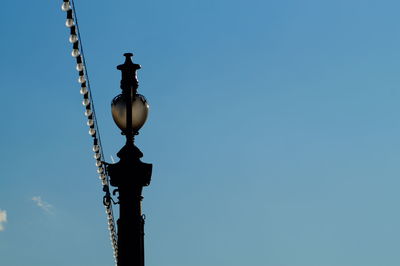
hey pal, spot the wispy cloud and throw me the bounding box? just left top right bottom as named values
left=0, top=209, right=7, bottom=231
left=32, top=196, right=53, bottom=213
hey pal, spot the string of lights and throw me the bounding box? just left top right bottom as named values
left=61, top=0, right=118, bottom=264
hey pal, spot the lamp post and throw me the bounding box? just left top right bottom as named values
left=107, top=53, right=152, bottom=266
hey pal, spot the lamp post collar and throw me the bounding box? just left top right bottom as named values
left=117, top=142, right=144, bottom=161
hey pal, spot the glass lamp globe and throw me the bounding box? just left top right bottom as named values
left=111, top=94, right=149, bottom=132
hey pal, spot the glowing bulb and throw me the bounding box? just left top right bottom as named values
left=69, top=34, right=78, bottom=43
left=89, top=128, right=96, bottom=136
left=66, top=18, right=74, bottom=27
left=99, top=173, right=106, bottom=180
left=94, top=153, right=101, bottom=159
left=76, top=63, right=84, bottom=71
left=105, top=208, right=112, bottom=215
left=87, top=119, right=94, bottom=127
left=97, top=167, right=104, bottom=174
left=78, top=76, right=86, bottom=83
left=96, top=160, right=102, bottom=167
left=61, top=2, right=70, bottom=11
left=80, top=86, right=88, bottom=94
left=82, top=98, right=90, bottom=106
left=71, top=49, right=80, bottom=57
left=92, top=144, right=99, bottom=152
left=111, top=94, right=149, bottom=132
left=101, top=179, right=107, bottom=185
left=85, top=109, right=92, bottom=116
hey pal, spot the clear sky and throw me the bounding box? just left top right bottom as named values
left=1, top=0, right=400, bottom=265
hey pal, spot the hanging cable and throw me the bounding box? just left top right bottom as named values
left=61, top=1, right=118, bottom=264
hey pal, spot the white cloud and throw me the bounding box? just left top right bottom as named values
left=0, top=209, right=7, bottom=231
left=32, top=196, right=53, bottom=213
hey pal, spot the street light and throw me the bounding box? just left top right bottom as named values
left=111, top=94, right=149, bottom=132
left=107, top=53, right=153, bottom=266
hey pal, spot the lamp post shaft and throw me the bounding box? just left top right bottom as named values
left=117, top=184, right=145, bottom=266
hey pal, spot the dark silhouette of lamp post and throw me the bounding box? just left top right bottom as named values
left=107, top=53, right=152, bottom=266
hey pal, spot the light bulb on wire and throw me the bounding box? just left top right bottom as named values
left=69, top=34, right=78, bottom=43
left=61, top=2, right=70, bottom=11
left=71, top=49, right=80, bottom=57
left=82, top=98, right=90, bottom=106
left=80, top=86, right=88, bottom=95
left=85, top=109, right=92, bottom=117
left=66, top=19, right=74, bottom=28
left=89, top=128, right=96, bottom=136
left=76, top=63, right=84, bottom=71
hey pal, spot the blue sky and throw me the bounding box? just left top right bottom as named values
left=1, top=0, right=400, bottom=265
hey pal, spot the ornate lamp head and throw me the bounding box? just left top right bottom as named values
left=111, top=53, right=150, bottom=137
